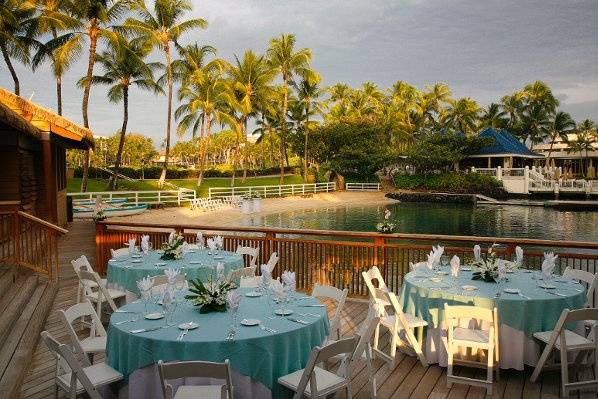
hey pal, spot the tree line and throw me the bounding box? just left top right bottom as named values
left=2, top=0, right=597, bottom=190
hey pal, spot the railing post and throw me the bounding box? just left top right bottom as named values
left=135, top=192, right=138, bottom=205
left=177, top=190, right=181, bottom=206
left=14, top=211, right=21, bottom=266
left=95, top=222, right=108, bottom=275
left=374, top=236, right=386, bottom=277
left=158, top=191, right=161, bottom=204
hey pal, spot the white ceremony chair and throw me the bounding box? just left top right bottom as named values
left=41, top=331, right=122, bottom=399
left=59, top=300, right=107, bottom=361
left=110, top=247, right=129, bottom=258
left=531, top=308, right=598, bottom=398
left=444, top=304, right=499, bottom=394
left=262, top=252, right=279, bottom=274
left=362, top=266, right=388, bottom=292
left=158, top=359, right=234, bottom=399
left=71, top=255, right=107, bottom=303
left=563, top=267, right=598, bottom=307
left=227, top=266, right=257, bottom=285
left=77, top=269, right=125, bottom=316
left=278, top=336, right=358, bottom=399
left=239, top=276, right=261, bottom=288
left=311, top=284, right=348, bottom=343
left=236, top=245, right=259, bottom=268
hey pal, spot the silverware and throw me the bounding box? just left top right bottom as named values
left=177, top=329, right=189, bottom=341
left=544, top=290, right=567, bottom=297
left=115, top=318, right=137, bottom=325
left=114, top=310, right=135, bottom=313
left=130, top=326, right=162, bottom=334
left=259, top=324, right=277, bottom=333
left=300, top=304, right=325, bottom=308
left=297, top=312, right=319, bottom=317
left=287, top=317, right=309, bottom=325
left=518, top=292, right=532, bottom=300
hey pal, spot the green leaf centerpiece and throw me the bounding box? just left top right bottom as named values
left=185, top=276, right=234, bottom=314
left=160, top=233, right=185, bottom=260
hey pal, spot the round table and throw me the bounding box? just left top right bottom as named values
left=106, top=249, right=244, bottom=298
left=399, top=267, right=587, bottom=369
left=106, top=288, right=330, bottom=399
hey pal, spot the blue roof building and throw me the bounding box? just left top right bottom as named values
left=464, top=128, right=544, bottom=168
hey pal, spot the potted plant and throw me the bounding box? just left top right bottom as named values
left=376, top=208, right=396, bottom=234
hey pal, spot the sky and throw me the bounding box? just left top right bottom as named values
left=2, top=0, right=598, bottom=148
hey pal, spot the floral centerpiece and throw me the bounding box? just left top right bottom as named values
left=160, top=233, right=185, bottom=260
left=376, top=208, right=396, bottom=234
left=185, top=276, right=233, bottom=313
left=92, top=208, right=106, bottom=222
left=471, top=244, right=512, bottom=283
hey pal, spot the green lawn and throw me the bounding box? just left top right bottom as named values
left=67, top=175, right=305, bottom=197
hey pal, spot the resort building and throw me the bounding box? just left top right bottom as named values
left=534, top=133, right=598, bottom=178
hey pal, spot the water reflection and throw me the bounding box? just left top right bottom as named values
left=241, top=203, right=598, bottom=243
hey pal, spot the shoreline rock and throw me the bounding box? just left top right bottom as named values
left=386, top=191, right=477, bottom=204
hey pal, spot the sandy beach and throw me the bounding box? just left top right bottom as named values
left=110, top=191, right=395, bottom=227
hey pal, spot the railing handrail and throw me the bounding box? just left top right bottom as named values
left=209, top=182, right=334, bottom=192
left=17, top=211, right=68, bottom=234
left=68, top=188, right=194, bottom=197
left=96, top=220, right=598, bottom=250
left=208, top=182, right=336, bottom=198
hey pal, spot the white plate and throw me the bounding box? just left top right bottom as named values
left=461, top=285, right=478, bottom=291
left=275, top=309, right=293, bottom=316
left=131, top=260, right=142, bottom=263
left=504, top=288, right=520, bottom=294
left=436, top=271, right=449, bottom=276
left=241, top=319, right=260, bottom=326
left=460, top=267, right=472, bottom=271
left=521, top=269, right=532, bottom=273
left=155, top=262, right=167, bottom=267
left=131, top=254, right=142, bottom=258
left=430, top=277, right=442, bottom=283
left=538, top=284, right=556, bottom=289
left=189, top=261, right=201, bottom=264
left=213, top=256, right=224, bottom=260
left=178, top=322, right=199, bottom=330
left=245, top=291, right=262, bottom=297
left=144, top=312, right=164, bottom=320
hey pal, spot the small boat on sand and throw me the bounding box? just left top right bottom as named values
left=73, top=203, right=148, bottom=218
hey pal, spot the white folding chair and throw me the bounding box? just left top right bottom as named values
left=563, top=267, right=598, bottom=307
left=71, top=255, right=107, bottom=303
left=278, top=336, right=358, bottom=399
left=158, top=359, right=234, bottom=399
left=531, top=308, right=598, bottom=398
left=262, top=252, right=279, bottom=274
left=311, top=284, right=348, bottom=343
left=59, top=300, right=107, bottom=361
left=444, top=304, right=499, bottom=394
left=227, top=266, right=257, bottom=285
left=362, top=266, right=388, bottom=292
left=77, top=269, right=125, bottom=317
left=110, top=248, right=129, bottom=258
left=41, top=331, right=122, bottom=399
left=239, top=276, right=261, bottom=288
left=352, top=316, right=381, bottom=399
left=236, top=245, right=259, bottom=268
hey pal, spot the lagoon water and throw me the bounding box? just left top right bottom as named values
left=240, top=202, right=598, bottom=242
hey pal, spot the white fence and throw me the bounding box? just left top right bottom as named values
left=68, top=188, right=196, bottom=206
left=345, top=182, right=381, bottom=191
left=208, top=182, right=336, bottom=199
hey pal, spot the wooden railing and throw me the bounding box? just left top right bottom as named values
left=68, top=188, right=197, bottom=206
left=0, top=211, right=67, bottom=280
left=95, top=220, right=598, bottom=297
left=345, top=182, right=381, bottom=191
left=208, top=182, right=336, bottom=199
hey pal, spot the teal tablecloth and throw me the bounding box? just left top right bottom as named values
left=106, top=288, right=330, bottom=398
left=107, top=250, right=244, bottom=295
left=400, top=267, right=587, bottom=337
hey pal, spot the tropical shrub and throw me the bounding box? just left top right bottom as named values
left=394, top=172, right=506, bottom=196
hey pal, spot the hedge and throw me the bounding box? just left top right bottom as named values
left=394, top=172, right=507, bottom=197
left=73, top=166, right=295, bottom=180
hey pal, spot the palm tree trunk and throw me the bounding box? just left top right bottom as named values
left=303, top=105, right=310, bottom=182
left=51, top=28, right=62, bottom=115
left=159, top=44, right=173, bottom=187
left=1, top=43, right=20, bottom=96
left=108, top=87, right=128, bottom=190
left=197, top=113, right=211, bottom=186
left=280, top=76, right=288, bottom=184
left=545, top=135, right=555, bottom=167
left=81, top=23, right=99, bottom=192
left=242, top=117, right=248, bottom=182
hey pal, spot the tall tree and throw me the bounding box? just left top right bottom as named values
left=293, top=73, right=322, bottom=181
left=441, top=97, right=481, bottom=135
left=87, top=34, right=162, bottom=189
left=518, top=103, right=550, bottom=149
left=480, top=103, right=507, bottom=129
left=544, top=111, right=575, bottom=165
left=267, top=33, right=312, bottom=183
left=0, top=0, right=38, bottom=95
left=31, top=0, right=82, bottom=115
left=124, top=0, right=207, bottom=187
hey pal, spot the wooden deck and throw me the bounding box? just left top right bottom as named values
left=18, top=220, right=598, bottom=399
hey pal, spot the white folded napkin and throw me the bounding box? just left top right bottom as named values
left=410, top=261, right=427, bottom=271
left=281, top=271, right=296, bottom=291
left=214, top=235, right=224, bottom=249
left=168, top=232, right=175, bottom=244
left=473, top=245, right=481, bottom=262
left=426, top=251, right=435, bottom=269
left=136, top=276, right=153, bottom=293
left=515, top=246, right=523, bottom=265
left=164, top=268, right=180, bottom=285
left=432, top=245, right=444, bottom=266
left=206, top=238, right=216, bottom=251
left=497, top=259, right=507, bottom=280
left=226, top=290, right=241, bottom=310
left=141, top=235, right=150, bottom=253
left=128, top=238, right=136, bottom=253
left=450, top=255, right=460, bottom=277
left=162, top=289, right=173, bottom=310
left=196, top=232, right=204, bottom=248
left=216, top=262, right=225, bottom=279
left=270, top=278, right=286, bottom=300
left=542, top=252, right=558, bottom=277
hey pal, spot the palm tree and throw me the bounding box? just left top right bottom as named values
left=170, top=43, right=222, bottom=89
left=544, top=111, right=575, bottom=166
left=293, top=73, right=322, bottom=181
left=500, top=93, right=523, bottom=131
left=480, top=103, right=507, bottom=129
left=176, top=72, right=232, bottom=185
left=225, top=50, right=276, bottom=183
left=87, top=35, right=162, bottom=189
left=518, top=103, right=550, bottom=149
left=0, top=0, right=38, bottom=95
left=267, top=33, right=312, bottom=183
left=31, top=0, right=82, bottom=115
left=124, top=0, right=207, bottom=187
left=441, top=97, right=481, bottom=135
left=420, top=83, right=451, bottom=127
left=568, top=119, right=597, bottom=175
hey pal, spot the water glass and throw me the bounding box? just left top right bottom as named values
left=228, top=304, right=239, bottom=331
left=141, top=289, right=151, bottom=315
